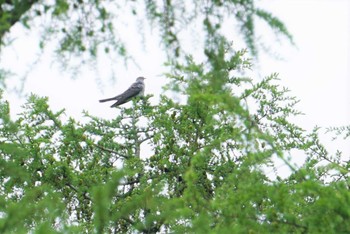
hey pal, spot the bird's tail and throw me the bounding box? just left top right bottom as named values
left=99, top=97, right=116, bottom=103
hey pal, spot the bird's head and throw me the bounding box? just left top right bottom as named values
left=136, top=77, right=146, bottom=82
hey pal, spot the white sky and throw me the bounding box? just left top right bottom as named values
left=1, top=0, right=349, bottom=174
left=260, top=0, right=350, bottom=127
left=259, top=0, right=350, bottom=162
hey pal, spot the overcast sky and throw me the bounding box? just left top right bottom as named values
left=2, top=0, right=349, bottom=171
left=260, top=0, right=350, bottom=162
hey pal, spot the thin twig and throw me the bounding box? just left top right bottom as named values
left=95, top=144, right=130, bottom=159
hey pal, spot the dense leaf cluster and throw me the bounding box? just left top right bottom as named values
left=1, top=1, right=349, bottom=233
left=1, top=46, right=349, bottom=233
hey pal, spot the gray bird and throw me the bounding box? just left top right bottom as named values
left=99, top=77, right=146, bottom=107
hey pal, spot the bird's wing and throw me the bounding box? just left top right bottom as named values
left=109, top=81, right=144, bottom=107
left=100, top=81, right=143, bottom=103
left=118, top=81, right=144, bottom=101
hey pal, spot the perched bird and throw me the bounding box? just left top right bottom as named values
left=99, top=77, right=146, bottom=107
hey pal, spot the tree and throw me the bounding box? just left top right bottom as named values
left=0, top=0, right=292, bottom=83
left=1, top=41, right=350, bottom=232
left=1, top=0, right=350, bottom=233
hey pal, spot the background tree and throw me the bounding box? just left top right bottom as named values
left=0, top=0, right=349, bottom=233
left=0, top=0, right=292, bottom=85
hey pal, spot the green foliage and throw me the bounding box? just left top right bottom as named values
left=0, top=1, right=348, bottom=233
left=1, top=45, right=349, bottom=233
left=0, top=0, right=292, bottom=69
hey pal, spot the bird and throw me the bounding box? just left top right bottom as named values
left=99, top=77, right=146, bottom=107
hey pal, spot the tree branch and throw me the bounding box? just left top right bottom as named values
left=0, top=0, right=39, bottom=43
left=66, top=182, right=91, bottom=201
left=95, top=144, right=130, bottom=159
